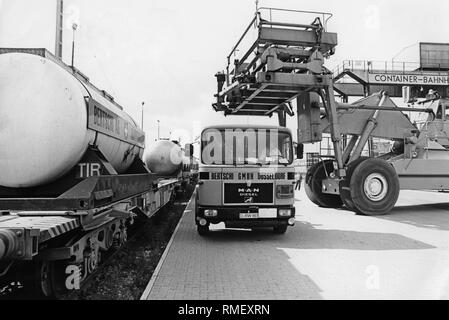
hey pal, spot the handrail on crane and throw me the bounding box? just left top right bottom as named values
left=225, top=7, right=335, bottom=86
left=258, top=7, right=333, bottom=30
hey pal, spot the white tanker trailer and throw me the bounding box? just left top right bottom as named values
left=144, top=140, right=183, bottom=176
left=0, top=49, right=196, bottom=298
left=144, top=140, right=199, bottom=197
left=0, top=51, right=145, bottom=188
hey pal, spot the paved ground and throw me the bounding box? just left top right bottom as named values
left=143, top=189, right=449, bottom=300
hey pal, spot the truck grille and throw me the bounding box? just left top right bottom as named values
left=224, top=183, right=273, bottom=204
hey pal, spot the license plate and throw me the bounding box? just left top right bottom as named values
left=239, top=212, right=259, bottom=219
left=259, top=208, right=277, bottom=218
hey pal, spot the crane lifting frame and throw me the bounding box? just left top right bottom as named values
left=213, top=8, right=348, bottom=175
left=213, top=7, right=449, bottom=217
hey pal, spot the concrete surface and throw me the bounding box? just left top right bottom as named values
left=143, top=189, right=449, bottom=300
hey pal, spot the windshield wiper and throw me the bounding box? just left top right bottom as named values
left=245, top=160, right=263, bottom=167
left=266, top=155, right=290, bottom=166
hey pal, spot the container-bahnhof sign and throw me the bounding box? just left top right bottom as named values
left=369, top=73, right=449, bottom=86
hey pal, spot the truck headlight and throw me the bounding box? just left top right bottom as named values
left=278, top=209, right=292, bottom=217
left=204, top=209, right=218, bottom=217
left=276, top=185, right=294, bottom=199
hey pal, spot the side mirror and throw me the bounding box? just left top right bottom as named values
left=185, top=143, right=194, bottom=157
left=296, top=143, right=304, bottom=160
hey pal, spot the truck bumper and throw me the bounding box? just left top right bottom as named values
left=196, top=206, right=295, bottom=228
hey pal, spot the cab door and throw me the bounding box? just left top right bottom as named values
left=198, top=166, right=223, bottom=206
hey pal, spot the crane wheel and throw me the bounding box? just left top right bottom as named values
left=305, top=160, right=343, bottom=208
left=349, top=158, right=399, bottom=216
left=339, top=157, right=369, bottom=211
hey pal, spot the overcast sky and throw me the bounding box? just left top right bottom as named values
left=1, top=0, right=448, bottom=147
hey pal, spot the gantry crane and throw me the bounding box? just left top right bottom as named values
left=213, top=7, right=448, bottom=216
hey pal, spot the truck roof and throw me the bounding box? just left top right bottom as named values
left=202, top=125, right=292, bottom=133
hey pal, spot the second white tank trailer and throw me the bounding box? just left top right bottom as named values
left=145, top=140, right=198, bottom=178
left=0, top=49, right=195, bottom=297
left=144, top=139, right=199, bottom=192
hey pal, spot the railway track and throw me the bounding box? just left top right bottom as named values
left=0, top=189, right=193, bottom=300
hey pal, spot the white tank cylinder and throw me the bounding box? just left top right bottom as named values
left=144, top=140, right=183, bottom=176
left=0, top=53, right=145, bottom=188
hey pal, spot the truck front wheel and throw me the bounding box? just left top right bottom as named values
left=350, top=158, right=400, bottom=216
left=197, top=225, right=210, bottom=236
left=273, top=225, right=288, bottom=234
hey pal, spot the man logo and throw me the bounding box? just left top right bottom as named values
left=238, top=188, right=260, bottom=193
left=244, top=197, right=254, bottom=203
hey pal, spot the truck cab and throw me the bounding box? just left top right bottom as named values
left=195, top=125, right=298, bottom=235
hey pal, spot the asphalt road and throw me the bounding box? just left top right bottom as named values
left=289, top=189, right=449, bottom=299
left=144, top=189, right=449, bottom=300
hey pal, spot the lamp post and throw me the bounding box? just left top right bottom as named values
left=71, top=23, right=78, bottom=68
left=55, top=0, right=64, bottom=60
left=141, top=102, right=145, bottom=130
left=157, top=120, right=160, bottom=140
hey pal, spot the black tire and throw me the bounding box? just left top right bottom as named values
left=194, top=187, right=199, bottom=215
left=197, top=225, right=210, bottom=236
left=305, top=160, right=343, bottom=208
left=349, top=158, right=400, bottom=216
left=273, top=225, right=288, bottom=234
left=33, top=260, right=55, bottom=298
left=304, top=162, right=321, bottom=206
left=339, top=157, right=369, bottom=211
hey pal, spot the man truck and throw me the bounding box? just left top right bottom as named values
left=195, top=125, right=300, bottom=235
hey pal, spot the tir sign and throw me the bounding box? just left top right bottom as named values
left=77, top=163, right=102, bottom=179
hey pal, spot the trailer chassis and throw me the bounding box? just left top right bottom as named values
left=0, top=147, right=179, bottom=297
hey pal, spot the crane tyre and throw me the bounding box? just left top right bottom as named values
left=339, top=157, right=369, bottom=211
left=350, top=158, right=399, bottom=216
left=305, top=160, right=343, bottom=208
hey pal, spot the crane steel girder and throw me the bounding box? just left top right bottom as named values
left=258, top=27, right=337, bottom=53
left=215, top=73, right=332, bottom=116
left=320, top=93, right=417, bottom=140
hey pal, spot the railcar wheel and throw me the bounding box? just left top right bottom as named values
left=51, top=260, right=74, bottom=298
left=349, top=158, right=399, bottom=216
left=34, top=261, right=54, bottom=298
left=34, top=260, right=74, bottom=299
left=305, top=160, right=343, bottom=208
left=339, top=157, right=369, bottom=211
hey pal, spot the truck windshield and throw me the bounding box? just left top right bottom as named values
left=201, top=128, right=293, bottom=165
